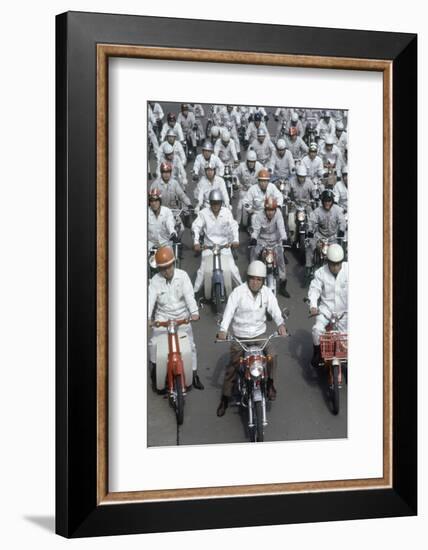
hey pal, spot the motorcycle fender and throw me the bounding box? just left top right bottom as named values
left=288, top=212, right=296, bottom=233
left=253, top=387, right=262, bottom=402
left=154, top=331, right=192, bottom=390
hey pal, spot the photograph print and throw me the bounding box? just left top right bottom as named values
left=147, top=101, right=349, bottom=446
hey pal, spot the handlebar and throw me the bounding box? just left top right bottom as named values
left=202, top=243, right=231, bottom=251
left=215, top=331, right=288, bottom=352
left=153, top=318, right=191, bottom=328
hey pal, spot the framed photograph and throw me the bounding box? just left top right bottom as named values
left=56, top=11, right=417, bottom=538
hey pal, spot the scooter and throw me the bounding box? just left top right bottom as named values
left=151, top=318, right=194, bottom=425
left=216, top=325, right=288, bottom=442
left=202, top=243, right=233, bottom=314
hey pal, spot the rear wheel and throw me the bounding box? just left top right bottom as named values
left=298, top=233, right=306, bottom=263
left=174, top=375, right=184, bottom=425
left=331, top=365, right=340, bottom=415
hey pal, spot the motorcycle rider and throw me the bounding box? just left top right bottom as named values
left=192, top=189, right=242, bottom=297
left=268, top=138, right=295, bottom=180
left=318, top=135, right=344, bottom=178
left=248, top=127, right=276, bottom=166
left=333, top=167, right=348, bottom=212
left=308, top=243, right=348, bottom=368
left=196, top=159, right=230, bottom=210
left=316, top=110, right=336, bottom=145
left=249, top=196, right=291, bottom=297
left=285, top=126, right=309, bottom=161
left=301, top=142, right=324, bottom=182
left=245, top=112, right=269, bottom=145
left=234, top=150, right=263, bottom=227
left=158, top=128, right=187, bottom=167
left=160, top=112, right=185, bottom=143
left=177, top=103, right=197, bottom=159
left=285, top=111, right=304, bottom=138
left=148, top=101, right=164, bottom=137
left=148, top=246, right=204, bottom=390
left=216, top=260, right=288, bottom=415
left=214, top=129, right=239, bottom=164
left=244, top=168, right=283, bottom=217
left=191, top=103, right=206, bottom=144
left=150, top=162, right=192, bottom=210
left=156, top=142, right=188, bottom=187
left=148, top=189, right=178, bottom=250
left=192, top=141, right=225, bottom=181
left=333, top=120, right=348, bottom=161
left=305, top=189, right=347, bottom=281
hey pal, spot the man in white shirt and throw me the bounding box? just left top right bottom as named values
left=192, top=190, right=242, bottom=296
left=148, top=246, right=204, bottom=390
left=216, top=261, right=288, bottom=415
left=148, top=189, right=177, bottom=250
left=234, top=150, right=263, bottom=227
left=214, top=129, right=239, bottom=165
left=308, top=244, right=348, bottom=368
left=196, top=159, right=230, bottom=210
left=249, top=128, right=276, bottom=166
left=244, top=168, right=283, bottom=216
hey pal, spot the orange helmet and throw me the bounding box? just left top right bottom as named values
left=154, top=246, right=175, bottom=268
left=288, top=126, right=298, bottom=137
left=257, top=168, right=270, bottom=181
left=148, top=188, right=162, bottom=202
left=264, top=196, right=277, bottom=210
left=160, top=162, right=172, bottom=173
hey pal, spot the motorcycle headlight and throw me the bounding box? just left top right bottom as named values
left=265, top=252, right=274, bottom=264
left=279, top=183, right=285, bottom=191
left=297, top=211, right=305, bottom=221
left=249, top=357, right=264, bottom=378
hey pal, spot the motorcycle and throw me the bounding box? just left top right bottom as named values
left=216, top=326, right=288, bottom=442
left=292, top=199, right=310, bottom=262
left=307, top=304, right=347, bottom=415
left=312, top=235, right=337, bottom=273
left=201, top=243, right=233, bottom=314
left=322, top=157, right=338, bottom=189
left=151, top=318, right=194, bottom=425
left=170, top=207, right=185, bottom=268
left=303, top=117, right=318, bottom=146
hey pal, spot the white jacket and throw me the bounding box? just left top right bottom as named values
left=235, top=160, right=263, bottom=191
left=268, top=150, right=295, bottom=179
left=197, top=175, right=230, bottom=209
left=160, top=122, right=184, bottom=143
left=308, top=262, right=348, bottom=318
left=148, top=206, right=176, bottom=247
left=220, top=283, right=284, bottom=338
left=149, top=269, right=198, bottom=321
left=251, top=209, right=287, bottom=243
left=214, top=139, right=238, bottom=164
left=249, top=138, right=276, bottom=165
left=244, top=183, right=283, bottom=213
left=301, top=154, right=324, bottom=179
left=192, top=206, right=239, bottom=246
left=192, top=153, right=225, bottom=178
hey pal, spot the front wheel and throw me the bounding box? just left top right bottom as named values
left=331, top=365, right=340, bottom=415
left=174, top=375, right=184, bottom=425
left=213, top=282, right=224, bottom=315
left=250, top=401, right=264, bottom=442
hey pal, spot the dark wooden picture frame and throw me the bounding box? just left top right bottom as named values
left=56, top=11, right=417, bottom=538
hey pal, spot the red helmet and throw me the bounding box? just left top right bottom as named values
left=167, top=112, right=176, bottom=122
left=154, top=246, right=175, bottom=268
left=160, top=162, right=172, bottom=173
left=288, top=126, right=298, bottom=137
left=264, top=196, right=278, bottom=210
left=258, top=168, right=270, bottom=181
left=148, top=188, right=162, bottom=202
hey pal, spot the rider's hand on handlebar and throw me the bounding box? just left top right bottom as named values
left=310, top=307, right=319, bottom=317
left=231, top=241, right=239, bottom=249
left=193, top=243, right=201, bottom=253
left=190, top=313, right=200, bottom=321
left=217, top=331, right=227, bottom=341
left=277, top=324, right=287, bottom=337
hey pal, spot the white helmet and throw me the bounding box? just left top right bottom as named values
left=221, top=129, right=230, bottom=142
left=162, top=142, right=174, bottom=155
left=327, top=243, right=344, bottom=263
left=325, top=135, right=335, bottom=145
left=204, top=158, right=217, bottom=171
left=276, top=138, right=287, bottom=150
left=246, top=150, right=257, bottom=162
left=336, top=121, right=344, bottom=131
left=247, top=260, right=267, bottom=278
left=257, top=127, right=267, bottom=137
left=296, top=165, right=307, bottom=177
left=309, top=142, right=318, bottom=152
left=291, top=112, right=299, bottom=122
left=211, top=126, right=220, bottom=138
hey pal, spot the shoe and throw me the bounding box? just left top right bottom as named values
left=280, top=280, right=290, bottom=298
left=192, top=372, right=204, bottom=390
left=216, top=396, right=229, bottom=417
left=311, top=345, right=321, bottom=368
left=267, top=379, right=277, bottom=401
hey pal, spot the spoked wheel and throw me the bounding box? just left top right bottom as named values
left=174, top=375, right=184, bottom=425
left=331, top=365, right=340, bottom=415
